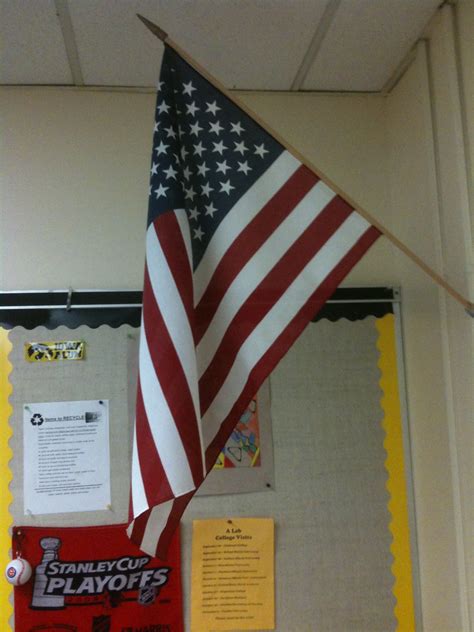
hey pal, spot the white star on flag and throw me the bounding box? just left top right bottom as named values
left=155, top=141, right=169, bottom=155
left=206, top=101, right=221, bottom=115
left=212, top=140, right=227, bottom=155
left=205, top=202, right=218, bottom=217
left=197, top=162, right=210, bottom=177
left=201, top=182, right=214, bottom=197
left=163, top=165, right=178, bottom=180
left=157, top=101, right=170, bottom=114
left=193, top=142, right=206, bottom=157
left=164, top=126, right=177, bottom=139
left=254, top=143, right=269, bottom=158
left=184, top=185, right=196, bottom=200
left=193, top=225, right=204, bottom=240
left=209, top=121, right=224, bottom=135
left=188, top=206, right=200, bottom=221
left=182, top=80, right=196, bottom=96
left=186, top=102, right=200, bottom=116
left=219, top=179, right=235, bottom=195
left=230, top=121, right=244, bottom=135
left=182, top=166, right=192, bottom=180
left=234, top=141, right=248, bottom=155
left=189, top=122, right=203, bottom=136
left=237, top=160, right=252, bottom=175
left=154, top=183, right=168, bottom=198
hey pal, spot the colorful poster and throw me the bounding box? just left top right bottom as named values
left=198, top=382, right=274, bottom=497
left=191, top=518, right=275, bottom=631
left=12, top=524, right=183, bottom=632
left=214, top=396, right=261, bottom=469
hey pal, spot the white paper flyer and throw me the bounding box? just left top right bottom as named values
left=23, top=399, right=111, bottom=514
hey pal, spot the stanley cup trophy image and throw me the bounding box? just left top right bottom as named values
left=31, top=537, right=65, bottom=609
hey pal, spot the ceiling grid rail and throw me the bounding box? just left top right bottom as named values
left=290, top=0, right=342, bottom=91
left=54, top=0, right=84, bottom=86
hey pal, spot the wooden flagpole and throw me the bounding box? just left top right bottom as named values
left=137, top=14, right=473, bottom=314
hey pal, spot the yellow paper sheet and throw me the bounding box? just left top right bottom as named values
left=191, top=518, right=275, bottom=631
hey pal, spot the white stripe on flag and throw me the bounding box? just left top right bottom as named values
left=131, top=421, right=149, bottom=516
left=174, top=208, right=193, bottom=273
left=201, top=212, right=371, bottom=447
left=173, top=208, right=207, bottom=476
left=194, top=151, right=301, bottom=303
left=197, top=180, right=336, bottom=377
left=146, top=222, right=201, bottom=430
left=139, top=323, right=195, bottom=495
left=140, top=500, right=175, bottom=556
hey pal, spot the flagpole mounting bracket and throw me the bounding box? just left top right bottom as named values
left=465, top=303, right=474, bottom=318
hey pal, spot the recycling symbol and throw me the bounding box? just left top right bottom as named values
left=30, top=413, right=44, bottom=426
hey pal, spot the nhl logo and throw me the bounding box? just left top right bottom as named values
left=138, top=584, right=157, bottom=606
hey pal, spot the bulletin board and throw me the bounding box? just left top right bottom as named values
left=0, top=287, right=421, bottom=631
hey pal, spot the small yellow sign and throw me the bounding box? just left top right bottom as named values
left=25, top=341, right=85, bottom=362
left=191, top=518, right=275, bottom=631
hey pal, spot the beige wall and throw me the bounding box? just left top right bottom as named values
left=457, top=0, right=474, bottom=237
left=0, top=90, right=152, bottom=289
left=1, top=2, right=472, bottom=630
left=384, top=5, right=473, bottom=628
left=386, top=7, right=473, bottom=629
left=0, top=88, right=390, bottom=290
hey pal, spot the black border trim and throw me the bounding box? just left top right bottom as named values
left=0, top=287, right=395, bottom=330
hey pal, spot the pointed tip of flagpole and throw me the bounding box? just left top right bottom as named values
left=136, top=14, right=168, bottom=43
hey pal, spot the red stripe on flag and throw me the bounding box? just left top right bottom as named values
left=152, top=214, right=195, bottom=337
left=199, top=195, right=354, bottom=414
left=194, top=166, right=318, bottom=342
left=128, top=489, right=133, bottom=524
left=135, top=380, right=172, bottom=506
left=129, top=510, right=150, bottom=552
left=142, top=270, right=204, bottom=485
left=154, top=492, right=194, bottom=559
left=130, top=493, right=195, bottom=560
left=205, top=224, right=381, bottom=469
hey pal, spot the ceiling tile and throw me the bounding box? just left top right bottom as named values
left=302, top=0, right=439, bottom=91
left=68, top=0, right=331, bottom=89
left=0, top=0, right=442, bottom=91
left=0, top=0, right=72, bottom=84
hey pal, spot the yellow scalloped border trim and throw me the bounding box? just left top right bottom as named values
left=377, top=314, right=415, bottom=630
left=0, top=328, right=13, bottom=631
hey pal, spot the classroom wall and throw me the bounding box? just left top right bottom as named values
left=1, top=2, right=472, bottom=629
left=0, top=88, right=389, bottom=291
left=457, top=0, right=474, bottom=236
left=383, top=5, right=473, bottom=630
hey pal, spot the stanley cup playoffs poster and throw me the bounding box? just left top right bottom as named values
left=12, top=524, right=183, bottom=632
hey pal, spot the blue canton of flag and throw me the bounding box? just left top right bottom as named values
left=148, top=47, right=283, bottom=267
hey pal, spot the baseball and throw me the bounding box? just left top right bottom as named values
left=5, top=558, right=32, bottom=585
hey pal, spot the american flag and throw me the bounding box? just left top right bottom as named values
left=127, top=45, right=381, bottom=557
